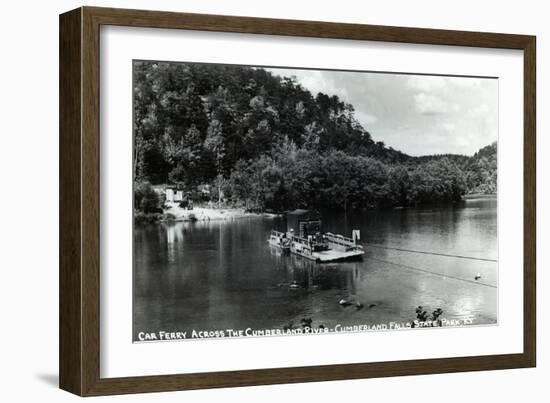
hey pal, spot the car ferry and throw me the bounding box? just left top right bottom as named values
left=268, top=209, right=364, bottom=263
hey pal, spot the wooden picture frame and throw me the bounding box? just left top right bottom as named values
left=59, top=6, right=536, bottom=396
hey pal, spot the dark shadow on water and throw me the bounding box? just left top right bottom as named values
left=35, top=373, right=58, bottom=388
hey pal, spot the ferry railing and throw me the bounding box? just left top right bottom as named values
left=325, top=233, right=363, bottom=250
left=290, top=233, right=362, bottom=251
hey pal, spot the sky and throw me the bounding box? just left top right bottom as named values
left=266, top=67, right=498, bottom=156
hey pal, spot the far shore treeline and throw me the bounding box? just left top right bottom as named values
left=133, top=61, right=497, bottom=219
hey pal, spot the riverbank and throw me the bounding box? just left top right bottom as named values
left=464, top=193, right=497, bottom=199
left=162, top=202, right=278, bottom=222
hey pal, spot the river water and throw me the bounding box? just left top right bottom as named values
left=133, top=197, right=497, bottom=341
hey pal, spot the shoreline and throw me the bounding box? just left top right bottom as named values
left=161, top=202, right=279, bottom=222
left=136, top=195, right=498, bottom=224
left=463, top=193, right=497, bottom=199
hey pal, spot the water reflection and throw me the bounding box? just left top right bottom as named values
left=268, top=248, right=360, bottom=293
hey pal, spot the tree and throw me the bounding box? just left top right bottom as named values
left=134, top=181, right=163, bottom=214
left=389, top=166, right=411, bottom=206
left=229, top=160, right=254, bottom=209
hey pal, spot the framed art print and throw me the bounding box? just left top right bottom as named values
left=59, top=6, right=536, bottom=396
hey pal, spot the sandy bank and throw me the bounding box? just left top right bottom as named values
left=163, top=202, right=279, bottom=222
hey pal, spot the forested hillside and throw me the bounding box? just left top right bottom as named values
left=463, top=142, right=497, bottom=194
left=133, top=61, right=496, bottom=214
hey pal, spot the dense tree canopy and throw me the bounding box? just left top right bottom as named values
left=463, top=142, right=497, bottom=194
left=133, top=61, right=496, bottom=214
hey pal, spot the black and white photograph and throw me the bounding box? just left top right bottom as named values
left=132, top=61, right=498, bottom=342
